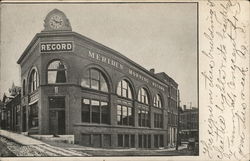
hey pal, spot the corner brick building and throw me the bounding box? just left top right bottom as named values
left=17, top=9, right=179, bottom=148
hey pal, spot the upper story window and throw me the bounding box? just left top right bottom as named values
left=153, top=94, right=162, bottom=108
left=117, top=80, right=132, bottom=99
left=138, top=87, right=149, bottom=104
left=81, top=68, right=108, bottom=92
left=47, top=60, right=67, bottom=84
left=29, top=69, right=39, bottom=93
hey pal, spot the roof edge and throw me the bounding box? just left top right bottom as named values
left=16, top=31, right=178, bottom=87
left=17, top=33, right=40, bottom=64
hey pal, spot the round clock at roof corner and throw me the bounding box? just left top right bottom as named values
left=43, top=9, right=72, bottom=32
left=49, top=14, right=64, bottom=29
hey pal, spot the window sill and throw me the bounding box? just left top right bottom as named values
left=81, top=86, right=109, bottom=94
left=75, top=122, right=111, bottom=126
left=138, top=126, right=151, bottom=129
left=116, top=125, right=134, bottom=128
left=152, top=127, right=164, bottom=130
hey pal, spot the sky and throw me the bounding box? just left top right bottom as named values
left=0, top=3, right=197, bottom=107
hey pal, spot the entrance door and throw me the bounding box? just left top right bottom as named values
left=49, top=110, right=65, bottom=134
left=49, top=97, right=65, bottom=135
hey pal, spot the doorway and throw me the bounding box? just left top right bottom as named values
left=49, top=97, right=65, bottom=135
left=22, top=106, right=27, bottom=132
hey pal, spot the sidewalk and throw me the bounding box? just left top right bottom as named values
left=0, top=130, right=43, bottom=145
left=0, top=129, right=87, bottom=156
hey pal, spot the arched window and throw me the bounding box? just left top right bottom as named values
left=81, top=68, right=108, bottom=92
left=117, top=79, right=132, bottom=99
left=137, top=87, right=150, bottom=127
left=29, top=69, right=39, bottom=93
left=153, top=94, right=162, bottom=108
left=138, top=87, right=149, bottom=104
left=22, top=79, right=26, bottom=95
left=47, top=60, right=67, bottom=84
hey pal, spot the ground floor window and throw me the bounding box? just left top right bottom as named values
left=81, top=134, right=91, bottom=147
left=117, top=134, right=135, bottom=148
left=117, top=105, right=133, bottom=126
left=138, top=134, right=151, bottom=148
left=81, top=133, right=111, bottom=148
left=103, top=134, right=111, bottom=147
left=29, top=102, right=38, bottom=128
left=154, top=134, right=164, bottom=148
left=93, top=134, right=101, bottom=147
left=118, top=134, right=123, bottom=147
left=82, top=99, right=109, bottom=124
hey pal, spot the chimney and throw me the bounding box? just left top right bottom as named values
left=183, top=105, right=186, bottom=110
left=150, top=68, right=155, bottom=74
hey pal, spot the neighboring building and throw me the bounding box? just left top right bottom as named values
left=0, top=99, right=5, bottom=129
left=13, top=9, right=179, bottom=148
left=155, top=73, right=179, bottom=147
left=179, top=105, right=198, bottom=142
left=0, top=83, right=21, bottom=132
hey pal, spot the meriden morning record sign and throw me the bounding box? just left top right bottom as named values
left=40, top=41, right=73, bottom=53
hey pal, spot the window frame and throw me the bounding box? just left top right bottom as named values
left=81, top=68, right=109, bottom=92
left=154, top=113, right=163, bottom=128
left=138, top=87, right=149, bottom=105
left=117, top=104, right=134, bottom=126
left=29, top=102, right=39, bottom=128
left=153, top=94, right=163, bottom=108
left=47, top=60, right=67, bottom=84
left=138, top=107, right=150, bottom=127
left=81, top=98, right=110, bottom=124
left=117, top=134, right=135, bottom=148
left=117, top=79, right=133, bottom=99
left=29, top=69, right=39, bottom=93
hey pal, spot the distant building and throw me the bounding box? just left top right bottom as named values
left=179, top=105, right=198, bottom=142
left=0, top=83, right=21, bottom=132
